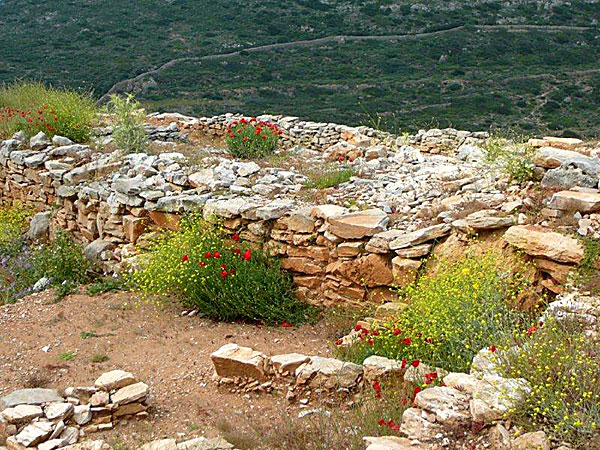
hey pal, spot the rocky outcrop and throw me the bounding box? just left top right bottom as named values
left=504, top=225, right=585, bottom=264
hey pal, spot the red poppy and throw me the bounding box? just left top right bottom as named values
left=181, top=254, right=189, bottom=263
left=373, top=380, right=382, bottom=398
left=403, top=337, right=412, bottom=345
left=232, top=233, right=240, bottom=242
left=198, top=261, right=205, bottom=267
left=204, top=252, right=212, bottom=258
left=378, top=419, right=386, bottom=427
left=234, top=248, right=241, bottom=255
left=413, top=386, right=421, bottom=396
left=393, top=329, right=402, bottom=336
left=527, top=325, right=539, bottom=336
left=220, top=269, right=228, bottom=279
left=490, top=345, right=497, bottom=353
left=242, top=249, right=252, bottom=260
left=281, top=321, right=292, bottom=328
left=335, top=338, right=343, bottom=346
left=354, top=324, right=363, bottom=332
left=411, top=360, right=420, bottom=368
left=368, top=338, right=374, bottom=345
left=401, top=359, right=407, bottom=369
left=337, top=155, right=345, bottom=162
left=213, top=252, right=221, bottom=259
left=229, top=268, right=236, bottom=275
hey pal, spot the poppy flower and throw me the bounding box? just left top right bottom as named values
left=220, top=270, right=228, bottom=279
left=354, top=324, right=363, bottom=332
left=204, top=252, right=212, bottom=258
left=221, top=264, right=227, bottom=269
left=393, top=329, right=402, bottom=336
left=213, top=252, right=221, bottom=259
left=378, top=419, right=386, bottom=427
left=198, top=261, right=205, bottom=267
left=242, top=249, right=252, bottom=260
left=403, top=337, right=412, bottom=345
left=337, top=155, right=345, bottom=162
left=281, top=321, right=292, bottom=328
left=232, top=233, right=240, bottom=242
left=181, top=254, right=189, bottom=263
left=401, top=359, right=407, bottom=369
left=229, top=268, right=236, bottom=275
left=413, top=386, right=421, bottom=396
left=490, top=345, right=497, bottom=353
left=233, top=248, right=241, bottom=255
left=411, top=360, right=420, bottom=368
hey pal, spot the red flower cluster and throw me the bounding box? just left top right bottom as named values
left=226, top=118, right=283, bottom=140
left=378, top=419, right=400, bottom=431
left=373, top=380, right=382, bottom=399
left=424, top=372, right=438, bottom=385
left=0, top=105, right=58, bottom=134
left=180, top=245, right=252, bottom=281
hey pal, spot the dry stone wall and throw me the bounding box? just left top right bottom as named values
left=1, top=115, right=599, bottom=306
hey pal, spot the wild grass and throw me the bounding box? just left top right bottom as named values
left=304, top=168, right=354, bottom=189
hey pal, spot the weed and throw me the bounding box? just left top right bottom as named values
left=80, top=330, right=99, bottom=340
left=91, top=354, right=109, bottom=363
left=107, top=94, right=149, bottom=154
left=483, top=136, right=537, bottom=183
left=59, top=352, right=76, bottom=361
left=86, top=276, right=123, bottom=296
left=304, top=168, right=354, bottom=189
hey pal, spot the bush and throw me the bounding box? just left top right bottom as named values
left=0, top=82, right=97, bottom=142
left=32, top=231, right=90, bottom=286
left=503, top=318, right=600, bottom=446
left=132, top=215, right=314, bottom=324
left=483, top=136, right=537, bottom=183
left=340, top=252, right=535, bottom=372
left=225, top=118, right=281, bottom=159
left=107, top=94, right=149, bottom=153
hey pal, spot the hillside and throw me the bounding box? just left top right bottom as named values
left=1, top=0, right=600, bottom=135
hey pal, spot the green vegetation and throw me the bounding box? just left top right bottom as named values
left=0, top=1, right=598, bottom=136
left=86, top=276, right=123, bottom=296
left=576, top=237, right=600, bottom=294
left=59, top=352, right=76, bottom=361
left=225, top=119, right=280, bottom=159
left=339, top=252, right=536, bottom=372
left=304, top=168, right=354, bottom=189
left=91, top=354, right=109, bottom=363
left=33, top=231, right=90, bottom=286
left=131, top=215, right=315, bottom=324
left=0, top=202, right=31, bottom=256
left=107, top=94, right=149, bottom=153
left=0, top=82, right=97, bottom=142
left=483, top=136, right=538, bottom=183
left=504, top=318, right=600, bottom=446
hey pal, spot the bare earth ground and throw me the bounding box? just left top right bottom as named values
left=0, top=290, right=336, bottom=447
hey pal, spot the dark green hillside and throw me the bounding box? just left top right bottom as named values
left=0, top=0, right=599, bottom=135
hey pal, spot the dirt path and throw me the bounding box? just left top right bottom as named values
left=0, top=290, right=337, bottom=447
left=99, top=24, right=594, bottom=103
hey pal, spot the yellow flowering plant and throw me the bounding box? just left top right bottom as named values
left=341, top=251, right=536, bottom=373
left=131, top=214, right=315, bottom=324
left=503, top=318, right=600, bottom=446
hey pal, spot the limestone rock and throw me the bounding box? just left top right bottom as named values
left=52, top=135, right=73, bottom=147
left=327, top=208, right=389, bottom=239
left=111, top=382, right=149, bottom=405
left=83, top=240, right=115, bottom=263
left=389, top=224, right=451, bottom=250
left=513, top=431, right=550, bottom=450
left=365, top=229, right=404, bottom=253
left=1, top=405, right=43, bottom=423
left=0, top=389, right=63, bottom=409
left=44, top=402, right=73, bottom=421
left=414, top=386, right=471, bottom=425
left=140, top=440, right=177, bottom=450
left=26, top=211, right=52, bottom=241
left=310, top=205, right=347, bottom=219
left=327, top=254, right=393, bottom=288
left=470, top=375, right=531, bottom=422
left=549, top=191, right=600, bottom=213
left=443, top=373, right=480, bottom=395
left=271, top=354, right=310, bottom=374
left=211, top=344, right=271, bottom=381
left=391, top=257, right=421, bottom=286
left=363, top=355, right=404, bottom=382
left=504, top=225, right=585, bottom=264
left=72, top=405, right=92, bottom=425
left=94, top=370, right=136, bottom=391
left=363, top=436, right=421, bottom=450
left=61, top=440, right=111, bottom=450
left=399, top=407, right=444, bottom=441
left=452, top=210, right=515, bottom=231
left=176, top=437, right=233, bottom=450
left=30, top=132, right=51, bottom=151
left=295, top=356, right=363, bottom=391
left=15, top=421, right=54, bottom=447
left=488, top=423, right=512, bottom=450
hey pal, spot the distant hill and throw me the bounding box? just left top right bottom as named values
left=1, top=0, right=599, bottom=136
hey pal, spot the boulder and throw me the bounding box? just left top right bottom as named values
left=327, top=208, right=389, bottom=239
left=363, top=436, right=420, bottom=450
left=52, top=135, right=73, bottom=147
left=83, top=239, right=114, bottom=263
left=363, top=355, right=404, bottom=382
left=549, top=191, right=600, bottom=213
left=44, top=402, right=73, bottom=421
left=470, top=375, right=531, bottom=423
left=389, top=224, right=451, bottom=250
left=1, top=405, right=43, bottom=423
left=326, top=254, right=394, bottom=288
left=504, top=225, right=585, bottom=264
left=211, top=344, right=271, bottom=381
left=14, top=421, right=54, bottom=447
left=452, top=210, right=515, bottom=231
left=391, top=257, right=421, bottom=286
left=95, top=370, right=136, bottom=391
left=399, top=408, right=444, bottom=441
left=26, top=211, right=52, bottom=241
left=365, top=229, right=404, bottom=253
left=413, top=386, right=471, bottom=425
left=72, top=405, right=92, bottom=425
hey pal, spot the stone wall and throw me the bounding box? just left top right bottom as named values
left=1, top=115, right=599, bottom=306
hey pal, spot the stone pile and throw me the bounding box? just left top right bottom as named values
left=0, top=370, right=149, bottom=450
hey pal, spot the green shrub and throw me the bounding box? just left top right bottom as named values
left=304, top=168, right=354, bottom=189
left=86, top=276, right=123, bottom=296
left=32, top=231, right=89, bottom=286
left=225, top=118, right=281, bottom=159
left=0, top=82, right=97, bottom=142
left=107, top=94, right=148, bottom=153
left=132, top=215, right=314, bottom=324
left=503, top=318, right=600, bottom=446
left=341, top=252, right=535, bottom=372
left=483, top=136, right=537, bottom=183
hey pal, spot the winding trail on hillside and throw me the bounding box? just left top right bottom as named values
left=99, top=24, right=594, bottom=103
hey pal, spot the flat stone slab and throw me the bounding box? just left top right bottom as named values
left=504, top=225, right=585, bottom=264
left=111, top=382, right=149, bottom=405
left=211, top=344, right=271, bottom=381
left=1, top=405, right=43, bottom=423
left=15, top=421, right=54, bottom=447
left=94, top=370, right=136, bottom=391
left=549, top=190, right=600, bottom=213
left=327, top=208, right=389, bottom=239
left=389, top=224, right=451, bottom=250
left=0, top=389, right=63, bottom=409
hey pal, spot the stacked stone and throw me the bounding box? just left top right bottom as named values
left=0, top=371, right=149, bottom=450
left=409, top=128, right=489, bottom=155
